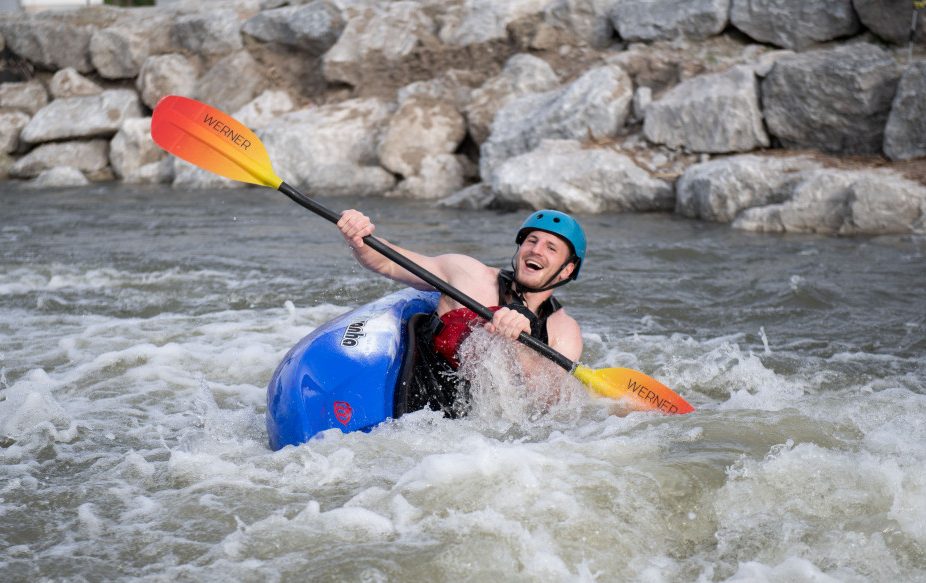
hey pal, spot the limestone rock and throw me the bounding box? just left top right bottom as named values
left=378, top=95, right=466, bottom=178
left=232, top=90, right=296, bottom=130
left=676, top=154, right=821, bottom=222
left=170, top=9, right=243, bottom=59
left=439, top=0, right=549, bottom=46
left=464, top=53, right=560, bottom=145
left=0, top=110, right=30, bottom=154
left=644, top=65, right=768, bottom=153
left=109, top=118, right=168, bottom=183
left=21, top=89, right=142, bottom=145
left=0, top=17, right=94, bottom=72
left=389, top=154, right=470, bottom=199
left=136, top=54, right=198, bottom=110
left=48, top=68, right=103, bottom=99
left=761, top=44, right=901, bottom=154
left=611, top=0, right=730, bottom=42
left=853, top=0, right=926, bottom=45
left=194, top=51, right=267, bottom=114
left=242, top=1, right=344, bottom=54
left=541, top=0, right=618, bottom=49
left=480, top=64, right=633, bottom=179
left=884, top=62, right=926, bottom=161
left=730, top=0, right=860, bottom=50
left=10, top=140, right=111, bottom=180
left=28, top=166, right=90, bottom=188
left=0, top=80, right=48, bottom=115
left=491, top=139, right=674, bottom=213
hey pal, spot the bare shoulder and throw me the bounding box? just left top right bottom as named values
left=547, top=308, right=583, bottom=361
left=436, top=253, right=496, bottom=280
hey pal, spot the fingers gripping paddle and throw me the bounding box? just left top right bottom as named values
left=150, top=95, right=694, bottom=415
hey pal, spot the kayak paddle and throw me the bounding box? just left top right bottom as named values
left=150, top=95, right=694, bottom=415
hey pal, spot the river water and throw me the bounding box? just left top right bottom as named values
left=1, top=183, right=924, bottom=582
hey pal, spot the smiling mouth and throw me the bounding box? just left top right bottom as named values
left=524, top=259, right=544, bottom=271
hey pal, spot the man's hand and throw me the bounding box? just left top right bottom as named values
left=485, top=307, right=532, bottom=340
left=337, top=209, right=375, bottom=249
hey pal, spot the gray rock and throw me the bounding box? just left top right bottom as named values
left=676, top=154, right=821, bottom=222
left=232, top=90, right=296, bottom=129
left=733, top=169, right=926, bottom=235
left=396, top=69, right=484, bottom=111
left=170, top=9, right=243, bottom=59
left=110, top=118, right=168, bottom=183
left=464, top=53, right=560, bottom=144
left=0, top=110, right=30, bottom=154
left=258, top=98, right=397, bottom=196
left=643, top=65, right=768, bottom=154
left=378, top=95, right=466, bottom=178
left=136, top=54, right=198, bottom=110
left=611, top=0, right=730, bottom=41
left=853, top=0, right=925, bottom=45
left=10, top=140, right=111, bottom=180
left=48, top=68, right=103, bottom=99
left=28, top=166, right=90, bottom=188
left=492, top=139, right=674, bottom=213
left=631, top=85, right=651, bottom=122
left=0, top=17, right=94, bottom=72
left=437, top=182, right=497, bottom=209
left=884, top=62, right=926, bottom=161
left=541, top=0, right=617, bottom=49
left=480, top=64, right=633, bottom=179
left=0, top=80, right=49, bottom=115
left=21, top=89, right=142, bottom=145
left=730, top=0, right=860, bottom=50
left=322, top=2, right=438, bottom=87
left=761, top=44, right=901, bottom=154
left=242, top=0, right=344, bottom=54
left=439, top=0, right=549, bottom=46
left=194, top=51, right=267, bottom=114
left=389, top=154, right=469, bottom=199
left=89, top=26, right=150, bottom=80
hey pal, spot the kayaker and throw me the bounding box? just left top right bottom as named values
left=337, top=208, right=586, bottom=416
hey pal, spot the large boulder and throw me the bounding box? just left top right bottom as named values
left=389, top=153, right=472, bottom=199
left=48, top=68, right=103, bottom=99
left=853, top=0, right=926, bottom=45
left=884, top=62, right=926, bottom=161
left=439, top=0, right=549, bottom=46
left=761, top=44, right=901, bottom=154
left=611, top=0, right=730, bottom=41
left=378, top=95, right=466, bottom=178
left=0, top=80, right=48, bottom=115
left=194, top=51, right=267, bottom=114
left=730, top=0, right=860, bottom=50
left=733, top=169, right=926, bottom=235
left=540, top=0, right=618, bottom=49
left=170, top=9, right=243, bottom=60
left=675, top=154, right=821, bottom=222
left=480, top=64, right=633, bottom=179
left=643, top=65, right=768, bottom=153
left=322, top=2, right=439, bottom=88
left=136, top=54, right=198, bottom=110
left=89, top=26, right=150, bottom=80
left=258, top=98, right=397, bottom=196
left=0, top=110, right=30, bottom=154
left=109, top=117, right=168, bottom=183
left=464, top=53, right=560, bottom=144
left=491, top=139, right=674, bottom=213
left=20, top=89, right=142, bottom=145
left=241, top=1, right=344, bottom=54
left=232, top=90, right=296, bottom=130
left=0, top=17, right=95, bottom=72
left=10, top=140, right=111, bottom=180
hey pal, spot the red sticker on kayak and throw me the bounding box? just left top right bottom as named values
left=333, top=401, right=352, bottom=425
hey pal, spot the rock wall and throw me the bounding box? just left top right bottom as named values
left=1, top=0, right=924, bottom=235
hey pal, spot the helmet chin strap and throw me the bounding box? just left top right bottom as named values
left=508, top=252, right=575, bottom=294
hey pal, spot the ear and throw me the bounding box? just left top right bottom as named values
left=558, top=260, right=576, bottom=281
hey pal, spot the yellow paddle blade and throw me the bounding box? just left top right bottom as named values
left=150, top=95, right=282, bottom=189
left=573, top=365, right=695, bottom=414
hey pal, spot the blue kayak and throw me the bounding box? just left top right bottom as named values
left=266, top=288, right=440, bottom=450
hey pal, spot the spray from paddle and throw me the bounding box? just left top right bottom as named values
left=150, top=95, right=695, bottom=415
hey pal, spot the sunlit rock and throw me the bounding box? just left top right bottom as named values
left=10, top=140, right=111, bottom=181
left=612, top=0, right=729, bottom=42
left=761, top=44, right=900, bottom=154
left=21, top=89, right=142, bottom=145
left=29, top=166, right=90, bottom=188
left=0, top=16, right=94, bottom=73
left=0, top=111, right=30, bottom=154
left=170, top=9, right=244, bottom=59
left=464, top=53, right=560, bottom=145
left=194, top=51, right=267, bottom=114
left=0, top=80, right=48, bottom=115
left=232, top=90, right=296, bottom=130
left=48, top=68, right=103, bottom=99
left=730, top=0, right=859, bottom=50
left=884, top=62, right=926, bottom=161
left=480, top=64, right=633, bottom=180
left=378, top=95, right=466, bottom=178
left=136, top=53, right=198, bottom=110
left=110, top=118, right=168, bottom=184
left=643, top=65, right=768, bottom=154
left=242, top=1, right=344, bottom=54
left=491, top=139, right=674, bottom=213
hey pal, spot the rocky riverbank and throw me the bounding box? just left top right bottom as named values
left=1, top=0, right=925, bottom=235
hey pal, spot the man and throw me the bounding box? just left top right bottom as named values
left=337, top=208, right=586, bottom=415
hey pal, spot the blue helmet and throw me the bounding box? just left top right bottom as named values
left=515, top=210, right=586, bottom=280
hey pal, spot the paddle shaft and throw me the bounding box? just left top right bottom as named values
left=278, top=182, right=576, bottom=372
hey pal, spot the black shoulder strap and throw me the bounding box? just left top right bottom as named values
left=497, top=269, right=563, bottom=343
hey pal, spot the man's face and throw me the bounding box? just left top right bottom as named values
left=515, top=230, right=575, bottom=288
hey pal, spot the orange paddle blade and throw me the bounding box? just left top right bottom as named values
left=574, top=365, right=694, bottom=414
left=150, top=95, right=282, bottom=188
